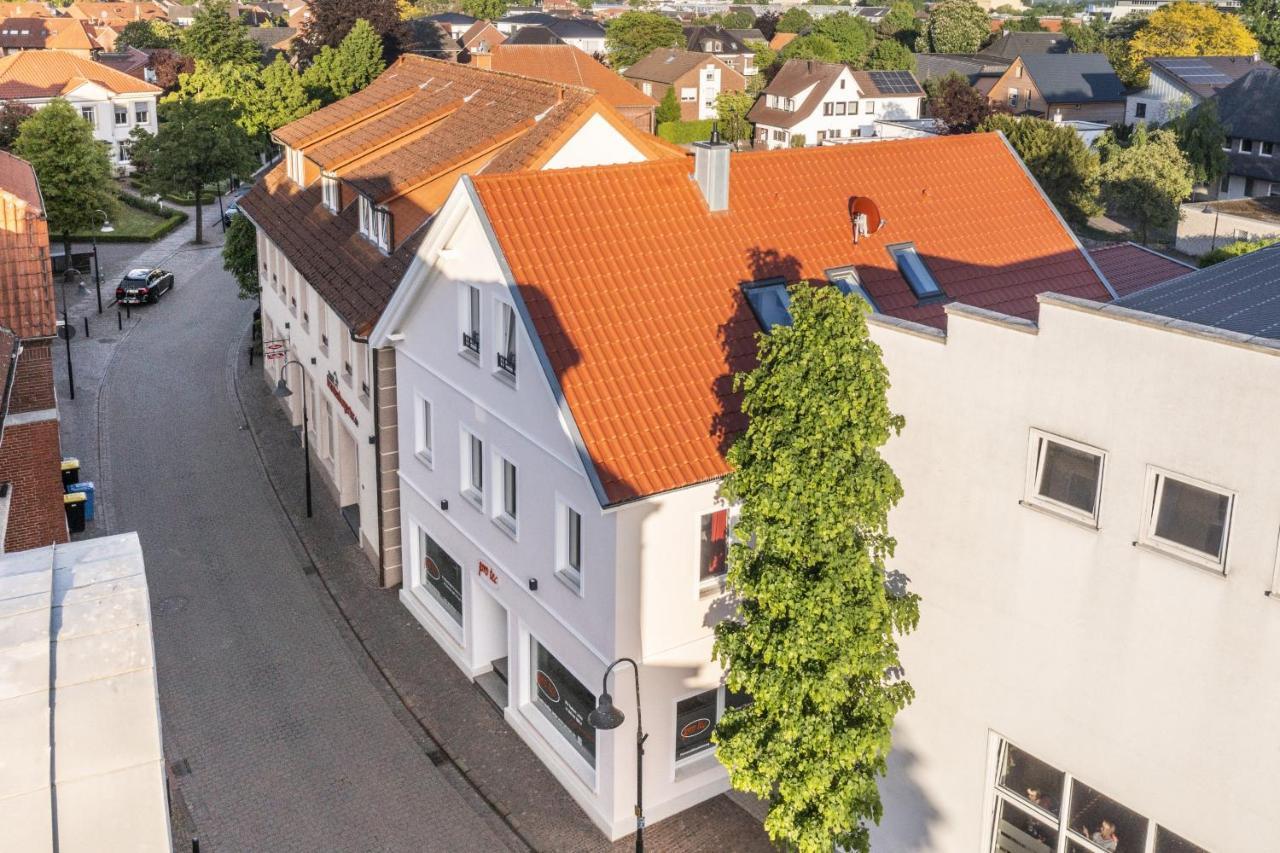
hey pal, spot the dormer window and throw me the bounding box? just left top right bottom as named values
left=889, top=244, right=943, bottom=300
left=358, top=195, right=392, bottom=252
left=321, top=174, right=340, bottom=213
left=285, top=146, right=306, bottom=184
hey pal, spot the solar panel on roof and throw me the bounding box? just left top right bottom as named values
left=867, top=70, right=919, bottom=94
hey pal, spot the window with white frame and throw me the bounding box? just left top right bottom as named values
left=1140, top=468, right=1233, bottom=570
left=286, top=146, right=305, bottom=183
left=358, top=194, right=373, bottom=235
left=80, top=105, right=95, bottom=126
left=699, top=509, right=728, bottom=588
left=462, top=430, right=484, bottom=506
left=372, top=207, right=391, bottom=251
left=1024, top=431, right=1105, bottom=525
left=1241, top=138, right=1254, bottom=154
left=865, top=99, right=876, bottom=114
left=497, top=302, right=517, bottom=378
left=318, top=304, right=329, bottom=350
left=680, top=87, right=696, bottom=101
left=415, top=396, right=432, bottom=465
left=340, top=332, right=352, bottom=384
left=1008, top=88, right=1020, bottom=108
left=356, top=342, right=369, bottom=398
left=674, top=685, right=749, bottom=763
left=642, top=81, right=652, bottom=95
left=300, top=287, right=310, bottom=327
left=418, top=529, right=463, bottom=627
left=557, top=502, right=583, bottom=591
left=531, top=638, right=596, bottom=766
left=847, top=100, right=859, bottom=114
left=988, top=737, right=1209, bottom=853
left=495, top=456, right=517, bottom=534
left=134, top=102, right=148, bottom=124
left=1263, top=141, right=1275, bottom=157
left=114, top=104, right=128, bottom=125
left=321, top=174, right=340, bottom=213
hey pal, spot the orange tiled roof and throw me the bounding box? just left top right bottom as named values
left=0, top=150, right=57, bottom=339
left=769, top=32, right=797, bottom=51
left=1089, top=242, right=1193, bottom=297
left=0, top=48, right=160, bottom=98
left=0, top=17, right=102, bottom=51
left=489, top=44, right=658, bottom=111
left=67, top=1, right=166, bottom=22
left=470, top=134, right=1112, bottom=504
left=0, top=3, right=55, bottom=17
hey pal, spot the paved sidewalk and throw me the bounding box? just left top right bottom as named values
left=234, top=330, right=776, bottom=853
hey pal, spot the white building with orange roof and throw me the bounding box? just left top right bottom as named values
left=0, top=16, right=103, bottom=59
left=0, top=49, right=159, bottom=171
left=368, top=133, right=1131, bottom=840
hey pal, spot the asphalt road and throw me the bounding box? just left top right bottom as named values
left=57, top=213, right=515, bottom=852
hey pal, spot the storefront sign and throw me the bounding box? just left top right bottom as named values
left=264, top=339, right=286, bottom=360
left=325, top=370, right=359, bottom=426
left=420, top=531, right=462, bottom=626
left=478, top=561, right=499, bottom=587
left=533, top=641, right=596, bottom=764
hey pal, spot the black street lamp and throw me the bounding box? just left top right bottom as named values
left=1202, top=204, right=1221, bottom=251
left=58, top=271, right=76, bottom=400
left=90, top=209, right=113, bottom=314
left=272, top=359, right=312, bottom=518
left=589, top=658, right=646, bottom=853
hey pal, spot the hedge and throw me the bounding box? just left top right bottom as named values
left=1199, top=236, right=1280, bottom=267
left=657, top=119, right=717, bottom=145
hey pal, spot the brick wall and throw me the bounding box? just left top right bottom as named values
left=1, top=417, right=66, bottom=551
left=10, top=339, right=54, bottom=412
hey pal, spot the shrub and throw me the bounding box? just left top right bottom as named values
left=1199, top=236, right=1280, bottom=267
left=657, top=119, right=717, bottom=144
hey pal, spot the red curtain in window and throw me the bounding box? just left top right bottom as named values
left=709, top=509, right=727, bottom=575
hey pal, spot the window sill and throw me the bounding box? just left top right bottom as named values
left=342, top=373, right=353, bottom=388
left=673, top=750, right=720, bottom=782
left=492, top=368, right=517, bottom=389
left=555, top=568, right=583, bottom=597
left=699, top=578, right=727, bottom=599
left=493, top=514, right=518, bottom=541
left=358, top=393, right=370, bottom=409
left=1017, top=499, right=1099, bottom=531
left=461, top=489, right=484, bottom=512
left=458, top=348, right=480, bottom=367
left=1132, top=540, right=1227, bottom=577
left=414, top=450, right=433, bottom=470
left=318, top=344, right=328, bottom=357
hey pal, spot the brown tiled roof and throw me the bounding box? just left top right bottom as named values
left=1088, top=242, right=1193, bottom=297
left=0, top=150, right=56, bottom=339
left=489, top=44, right=658, bottom=111
left=0, top=48, right=159, bottom=98
left=623, top=48, right=725, bottom=85
left=271, top=59, right=437, bottom=149
left=459, top=20, right=504, bottom=50
left=67, top=1, right=166, bottom=22
left=0, top=17, right=101, bottom=51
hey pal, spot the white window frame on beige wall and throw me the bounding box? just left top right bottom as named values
left=414, top=394, right=432, bottom=468
left=1022, top=429, right=1106, bottom=527
left=358, top=194, right=373, bottom=236
left=321, top=173, right=340, bottom=213
left=1138, top=466, right=1234, bottom=573
left=460, top=428, right=484, bottom=510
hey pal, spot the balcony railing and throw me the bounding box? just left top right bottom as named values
left=497, top=352, right=516, bottom=376
left=462, top=331, right=480, bottom=354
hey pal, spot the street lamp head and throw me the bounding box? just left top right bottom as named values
left=99, top=221, right=114, bottom=234
left=272, top=377, right=292, bottom=398
left=588, top=692, right=625, bottom=730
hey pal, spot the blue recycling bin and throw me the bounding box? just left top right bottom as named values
left=67, top=481, right=94, bottom=522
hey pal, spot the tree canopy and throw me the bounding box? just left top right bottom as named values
left=778, top=34, right=842, bottom=63
left=713, top=283, right=919, bottom=853
left=810, top=12, right=876, bottom=64
left=182, top=0, right=261, bottom=67
left=0, top=100, right=33, bottom=150
left=1125, top=1, right=1259, bottom=86
left=1200, top=236, right=1280, bottom=267
left=877, top=0, right=918, bottom=37
left=461, top=0, right=509, bottom=21
left=715, top=90, right=755, bottom=146
left=222, top=214, right=259, bottom=299
left=605, top=11, right=684, bottom=68
left=656, top=85, right=681, bottom=124
left=1098, top=125, right=1194, bottom=244
left=980, top=113, right=1101, bottom=227
left=170, top=56, right=318, bottom=154
left=1242, top=0, right=1280, bottom=63
left=295, top=0, right=409, bottom=64
left=13, top=99, right=117, bottom=257
left=722, top=9, right=756, bottom=28
left=753, top=11, right=780, bottom=40
left=776, top=7, right=813, bottom=34
left=925, top=72, right=993, bottom=134
left=1171, top=99, right=1228, bottom=187
left=866, top=38, right=916, bottom=70
left=916, top=0, right=989, bottom=53
left=301, top=18, right=387, bottom=104
left=117, top=18, right=181, bottom=50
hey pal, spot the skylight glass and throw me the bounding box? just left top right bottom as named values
left=744, top=283, right=792, bottom=331
left=827, top=267, right=878, bottom=312
left=889, top=244, right=943, bottom=299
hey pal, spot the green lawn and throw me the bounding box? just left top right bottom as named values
left=69, top=201, right=184, bottom=242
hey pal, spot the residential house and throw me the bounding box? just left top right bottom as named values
left=914, top=52, right=1011, bottom=96
left=95, top=45, right=152, bottom=83
left=245, top=25, right=297, bottom=60
left=493, top=12, right=606, bottom=55
left=852, top=5, right=891, bottom=26
left=0, top=3, right=56, bottom=17
left=406, top=18, right=460, bottom=58
left=237, top=55, right=682, bottom=586
left=0, top=150, right=68, bottom=552
left=422, top=12, right=477, bottom=40
left=65, top=1, right=168, bottom=26
left=493, top=11, right=562, bottom=36
left=975, top=29, right=1072, bottom=62
left=1086, top=241, right=1194, bottom=296
left=622, top=49, right=744, bottom=122
left=0, top=50, right=160, bottom=172
left=1175, top=195, right=1280, bottom=254
left=682, top=25, right=754, bottom=77
left=1210, top=68, right=1280, bottom=199
left=989, top=53, right=1127, bottom=123
left=748, top=60, right=924, bottom=148
left=725, top=27, right=765, bottom=45
left=366, top=133, right=1116, bottom=838
left=1086, top=0, right=1242, bottom=20
left=480, top=43, right=658, bottom=133
left=0, top=17, right=102, bottom=58
left=861, top=245, right=1279, bottom=853
left=504, top=26, right=564, bottom=47
left=1126, top=55, right=1274, bottom=126
left=457, top=20, right=505, bottom=56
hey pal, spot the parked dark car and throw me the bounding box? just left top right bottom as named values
left=223, top=187, right=250, bottom=227
left=116, top=268, right=174, bottom=304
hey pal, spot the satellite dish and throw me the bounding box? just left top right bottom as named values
left=848, top=196, right=884, bottom=241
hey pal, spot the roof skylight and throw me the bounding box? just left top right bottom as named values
left=888, top=244, right=943, bottom=300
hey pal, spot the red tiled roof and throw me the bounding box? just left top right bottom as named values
left=489, top=44, right=658, bottom=111
left=0, top=16, right=101, bottom=51
left=0, top=48, right=159, bottom=98
left=0, top=150, right=57, bottom=339
left=470, top=134, right=1111, bottom=504
left=1088, top=242, right=1193, bottom=297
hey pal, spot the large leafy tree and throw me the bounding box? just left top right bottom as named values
left=295, top=0, right=409, bottom=64
left=915, top=0, right=989, bottom=53
left=183, top=0, right=261, bottom=66
left=117, top=19, right=181, bottom=50
left=810, top=12, right=876, bottom=64
left=605, top=12, right=684, bottom=69
left=925, top=72, right=992, bottom=133
left=463, top=0, right=509, bottom=18
left=866, top=38, right=916, bottom=71
left=1099, top=125, right=1194, bottom=245
left=713, top=283, right=919, bottom=853
left=222, top=214, right=259, bottom=299
left=714, top=90, right=754, bottom=146
left=301, top=18, right=387, bottom=104
left=753, top=11, right=780, bottom=40
left=172, top=56, right=318, bottom=155
left=722, top=9, right=756, bottom=29
left=1126, top=2, right=1259, bottom=86
left=877, top=0, right=918, bottom=38
left=980, top=114, right=1101, bottom=227
left=778, top=34, right=842, bottom=63
left=0, top=100, right=34, bottom=149
left=13, top=98, right=117, bottom=261
left=1242, top=0, right=1280, bottom=63
left=128, top=97, right=256, bottom=244
left=1171, top=99, right=1228, bottom=187
left=776, top=7, right=812, bottom=34
left=149, top=49, right=196, bottom=91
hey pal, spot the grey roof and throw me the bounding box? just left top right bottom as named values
left=506, top=25, right=565, bottom=46
left=245, top=26, right=296, bottom=49
left=1148, top=55, right=1275, bottom=100
left=1113, top=244, right=1280, bottom=340
left=1020, top=53, right=1126, bottom=103
left=727, top=28, right=766, bottom=43
left=913, top=53, right=1008, bottom=85
left=498, top=12, right=561, bottom=26
left=424, top=12, right=477, bottom=25
left=545, top=18, right=605, bottom=39
left=1213, top=68, right=1280, bottom=145
left=977, top=31, right=1073, bottom=61
left=683, top=25, right=749, bottom=55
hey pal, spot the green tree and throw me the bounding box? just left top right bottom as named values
left=128, top=97, right=256, bottom=244
left=811, top=12, right=876, bottom=64
left=789, top=132, right=807, bottom=147
left=118, top=19, right=181, bottom=49
left=754, top=11, right=780, bottom=40
left=295, top=0, right=408, bottom=64
left=866, top=38, right=916, bottom=70
left=722, top=9, right=756, bottom=28
left=779, top=34, right=842, bottom=63
left=877, top=0, right=918, bottom=37
left=461, top=0, right=509, bottom=20
left=605, top=11, right=684, bottom=68
left=222, top=214, right=259, bottom=299
left=777, top=7, right=812, bottom=33
left=1171, top=99, right=1228, bottom=187
left=926, top=72, right=992, bottom=134
left=1242, top=0, right=1280, bottom=63
left=980, top=113, right=1101, bottom=226
left=12, top=99, right=116, bottom=262
left=1200, top=236, right=1280, bottom=266
left=655, top=85, right=681, bottom=124
left=0, top=100, right=34, bottom=150
left=713, top=283, right=918, bottom=853
left=1001, top=15, right=1046, bottom=32
left=183, top=0, right=261, bottom=66
left=1099, top=125, right=1194, bottom=244
left=915, top=0, right=989, bottom=53
left=1127, top=1, right=1259, bottom=87
left=1061, top=15, right=1106, bottom=53
left=301, top=19, right=387, bottom=103
left=715, top=90, right=755, bottom=146
left=259, top=54, right=320, bottom=135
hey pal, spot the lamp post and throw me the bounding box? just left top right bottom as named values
left=90, top=209, right=113, bottom=314
left=272, top=359, right=312, bottom=518
left=1202, top=204, right=1221, bottom=251
left=58, top=271, right=75, bottom=400
left=588, top=658, right=646, bottom=852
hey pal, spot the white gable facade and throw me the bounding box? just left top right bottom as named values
left=753, top=66, right=923, bottom=149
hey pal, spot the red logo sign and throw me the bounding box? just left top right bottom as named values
left=536, top=671, right=560, bottom=703
left=680, top=718, right=711, bottom=740
left=478, top=561, right=499, bottom=586
left=325, top=370, right=359, bottom=426
left=264, top=339, right=286, bottom=360
left=424, top=555, right=441, bottom=581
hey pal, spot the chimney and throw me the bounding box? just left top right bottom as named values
left=471, top=52, right=492, bottom=70
left=693, top=123, right=731, bottom=212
